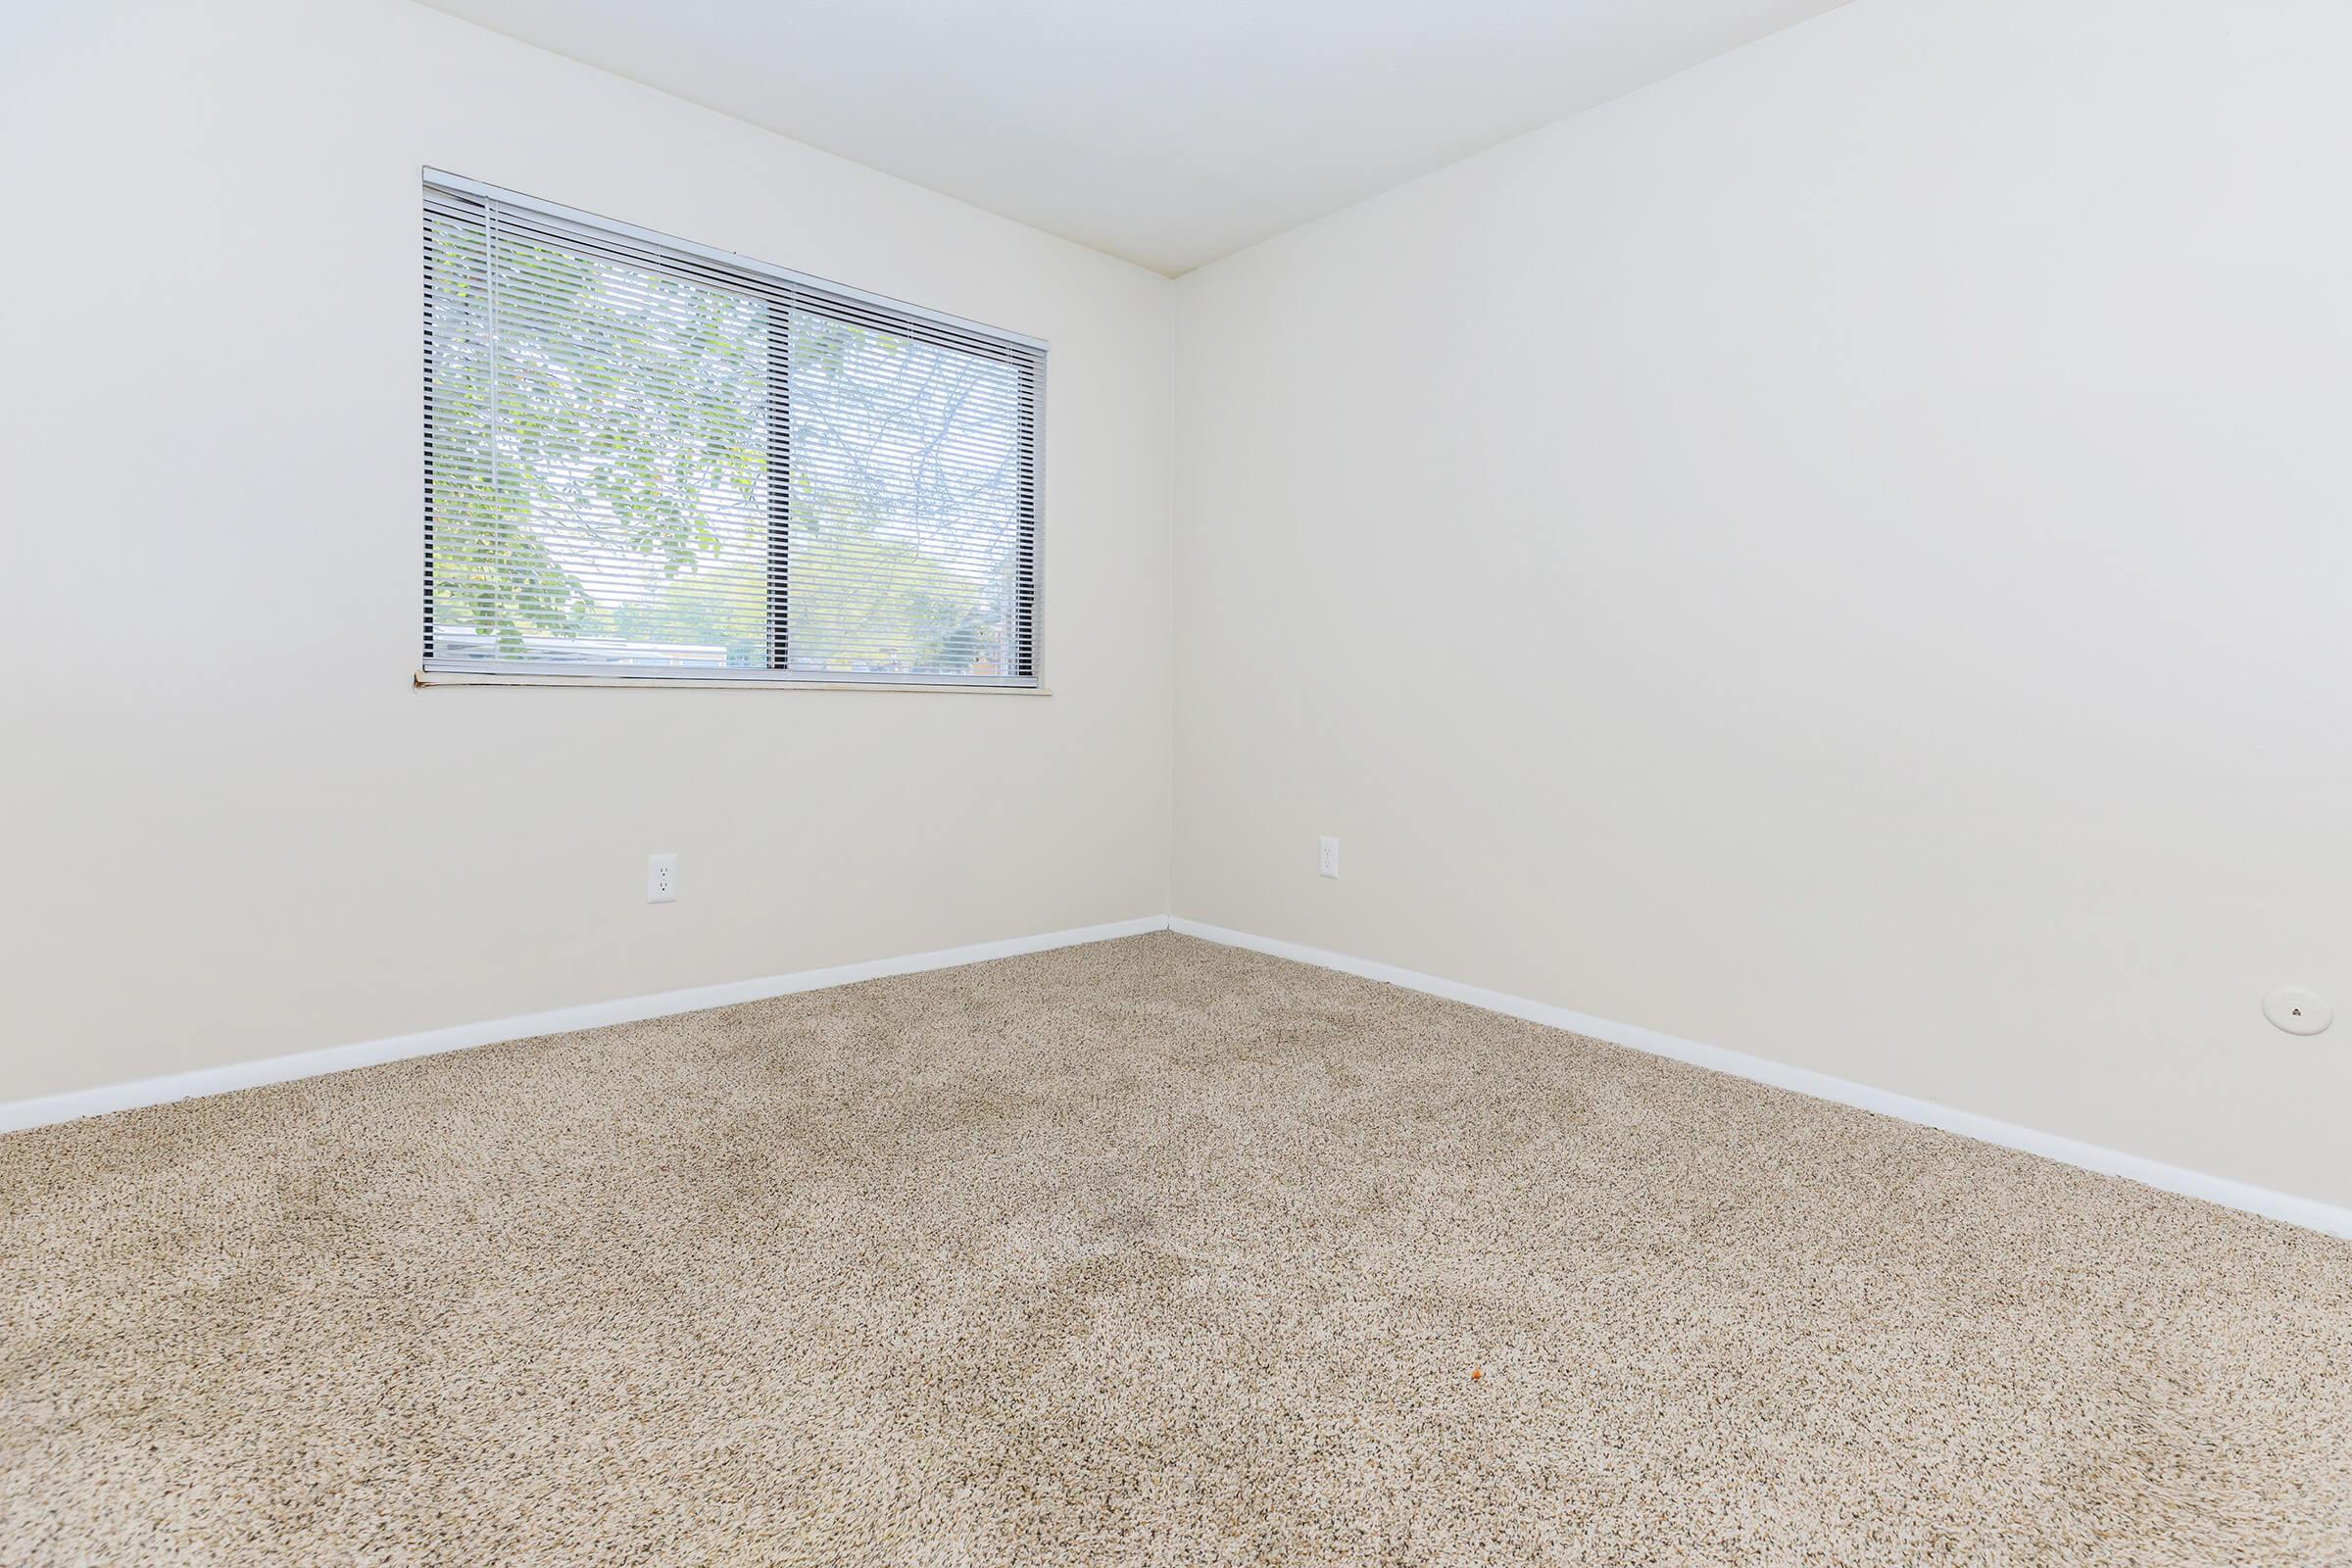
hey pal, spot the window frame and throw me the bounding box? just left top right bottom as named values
left=418, top=169, right=1048, bottom=692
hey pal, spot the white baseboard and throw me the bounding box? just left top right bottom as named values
left=12, top=910, right=2346, bottom=1244
left=1169, top=918, right=2352, bottom=1242
left=0, top=916, right=1170, bottom=1136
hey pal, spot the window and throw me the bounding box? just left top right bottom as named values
left=420, top=172, right=1043, bottom=687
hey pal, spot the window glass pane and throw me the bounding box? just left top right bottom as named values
left=426, top=214, right=773, bottom=668
left=786, top=313, right=1026, bottom=678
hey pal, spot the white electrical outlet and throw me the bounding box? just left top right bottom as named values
left=1318, top=836, right=1340, bottom=879
left=647, top=853, right=679, bottom=904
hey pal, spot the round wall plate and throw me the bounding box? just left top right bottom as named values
left=2263, top=986, right=2331, bottom=1036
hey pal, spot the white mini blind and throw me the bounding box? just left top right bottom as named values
left=421, top=172, right=1043, bottom=685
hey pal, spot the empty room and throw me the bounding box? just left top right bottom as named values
left=5, top=0, right=2349, bottom=1561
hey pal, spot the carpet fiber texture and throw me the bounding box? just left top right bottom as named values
left=4, top=933, right=2350, bottom=1565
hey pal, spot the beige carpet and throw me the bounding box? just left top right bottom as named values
left=4, top=934, right=2349, bottom=1565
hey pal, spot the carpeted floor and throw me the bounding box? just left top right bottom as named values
left=4, top=934, right=2350, bottom=1565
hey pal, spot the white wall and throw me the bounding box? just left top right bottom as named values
left=0, top=0, right=1173, bottom=1102
left=1173, top=0, right=2352, bottom=1207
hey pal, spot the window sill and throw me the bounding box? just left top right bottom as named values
left=415, top=669, right=1050, bottom=695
